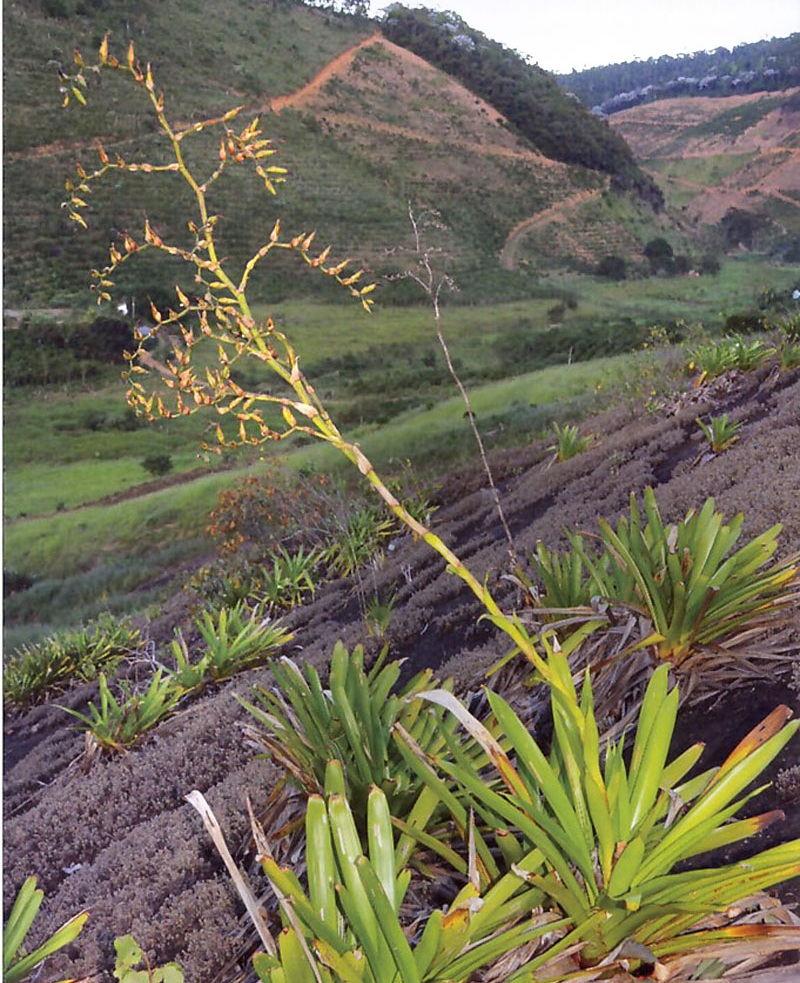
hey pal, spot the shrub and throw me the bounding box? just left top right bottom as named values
left=206, top=465, right=333, bottom=562
left=3, top=569, right=36, bottom=597
left=141, top=453, right=173, bottom=477
left=596, top=254, right=626, bottom=280
left=644, top=236, right=674, bottom=272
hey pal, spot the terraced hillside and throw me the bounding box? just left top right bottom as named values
left=3, top=0, right=673, bottom=306
left=610, top=88, right=800, bottom=249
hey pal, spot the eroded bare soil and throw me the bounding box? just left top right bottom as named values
left=4, top=364, right=800, bottom=981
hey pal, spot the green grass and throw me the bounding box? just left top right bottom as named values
left=645, top=153, right=756, bottom=189
left=548, top=257, right=799, bottom=326
left=3, top=454, right=214, bottom=517
left=3, top=352, right=623, bottom=580
left=4, top=470, right=234, bottom=580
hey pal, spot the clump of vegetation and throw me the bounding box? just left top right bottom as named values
left=60, top=669, right=183, bottom=754
left=688, top=334, right=776, bottom=383
left=365, top=592, right=396, bottom=637
left=546, top=420, right=595, bottom=463
left=239, top=641, right=459, bottom=828
left=141, top=453, right=174, bottom=477
left=3, top=612, right=145, bottom=709
left=257, top=545, right=319, bottom=612
left=170, top=602, right=292, bottom=690
left=697, top=413, right=742, bottom=453
left=407, top=656, right=800, bottom=969
left=3, top=316, right=135, bottom=387
left=528, top=487, right=800, bottom=668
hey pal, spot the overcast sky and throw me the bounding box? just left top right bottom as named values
left=371, top=1, right=799, bottom=74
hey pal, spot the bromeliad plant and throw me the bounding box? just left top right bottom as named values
left=696, top=413, right=742, bottom=454
left=688, top=335, right=775, bottom=384
left=318, top=505, right=395, bottom=581
left=529, top=487, right=800, bottom=667
left=239, top=641, right=461, bottom=828
left=171, top=601, right=292, bottom=690
left=3, top=612, right=145, bottom=709
left=190, top=769, right=577, bottom=983
left=404, top=653, right=800, bottom=970
left=259, top=546, right=319, bottom=612
left=546, top=421, right=595, bottom=464
left=60, top=669, right=183, bottom=753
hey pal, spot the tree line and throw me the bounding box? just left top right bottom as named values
left=557, top=33, right=800, bottom=115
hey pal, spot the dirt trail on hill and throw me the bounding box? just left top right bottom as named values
left=268, top=32, right=383, bottom=112
left=500, top=187, right=604, bottom=269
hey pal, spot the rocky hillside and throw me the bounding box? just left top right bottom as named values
left=5, top=360, right=800, bottom=981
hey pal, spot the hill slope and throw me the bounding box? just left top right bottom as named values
left=557, top=33, right=800, bottom=115
left=610, top=88, right=800, bottom=254
left=2, top=0, right=673, bottom=306
left=5, top=362, right=800, bottom=980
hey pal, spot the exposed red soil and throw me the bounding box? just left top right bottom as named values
left=4, top=362, right=800, bottom=981
left=609, top=89, right=800, bottom=226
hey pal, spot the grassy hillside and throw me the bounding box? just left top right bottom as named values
left=3, top=0, right=680, bottom=307
left=6, top=254, right=798, bottom=647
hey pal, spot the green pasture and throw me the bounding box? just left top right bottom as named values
left=551, top=257, right=798, bottom=323
left=3, top=454, right=216, bottom=518
left=3, top=351, right=626, bottom=645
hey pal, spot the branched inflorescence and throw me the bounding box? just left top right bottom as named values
left=62, top=39, right=377, bottom=454
left=60, top=39, right=554, bottom=682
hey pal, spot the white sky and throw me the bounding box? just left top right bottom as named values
left=372, top=1, right=799, bottom=74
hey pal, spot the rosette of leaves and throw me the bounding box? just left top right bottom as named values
left=190, top=772, right=576, bottom=983
left=171, top=602, right=293, bottom=691
left=546, top=421, right=595, bottom=464
left=259, top=545, right=319, bottom=612
left=696, top=413, right=742, bottom=454
left=239, top=642, right=472, bottom=835
left=319, top=506, right=396, bottom=580
left=400, top=653, right=800, bottom=972
left=60, top=669, right=183, bottom=753
left=528, top=488, right=799, bottom=669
